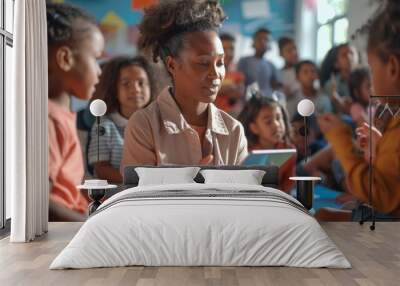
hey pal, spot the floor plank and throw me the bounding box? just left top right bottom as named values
left=0, top=222, right=399, bottom=286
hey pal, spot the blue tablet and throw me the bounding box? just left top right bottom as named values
left=241, top=149, right=297, bottom=167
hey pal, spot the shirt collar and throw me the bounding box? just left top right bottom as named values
left=157, top=87, right=229, bottom=135
left=108, top=112, right=128, bottom=128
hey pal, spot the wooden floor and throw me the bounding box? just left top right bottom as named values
left=0, top=222, right=399, bottom=286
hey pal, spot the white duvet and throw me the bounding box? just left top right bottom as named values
left=50, top=183, right=351, bottom=269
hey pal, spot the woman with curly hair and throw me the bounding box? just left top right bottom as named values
left=121, top=0, right=248, bottom=167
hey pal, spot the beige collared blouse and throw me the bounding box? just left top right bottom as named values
left=121, top=87, right=248, bottom=169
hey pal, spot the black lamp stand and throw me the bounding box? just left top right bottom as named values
left=359, top=99, right=376, bottom=230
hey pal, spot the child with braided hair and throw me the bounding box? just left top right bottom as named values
left=122, top=0, right=248, bottom=168
left=47, top=3, right=104, bottom=221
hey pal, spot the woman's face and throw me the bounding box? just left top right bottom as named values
left=167, top=30, right=225, bottom=104
left=117, top=65, right=151, bottom=115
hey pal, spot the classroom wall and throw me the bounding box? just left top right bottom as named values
left=295, top=0, right=317, bottom=61
left=347, top=0, right=379, bottom=64
left=63, top=0, right=143, bottom=57
left=63, top=0, right=295, bottom=65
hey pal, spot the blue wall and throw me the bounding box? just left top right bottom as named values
left=222, top=0, right=295, bottom=39
left=65, top=0, right=296, bottom=56
left=66, top=0, right=143, bottom=25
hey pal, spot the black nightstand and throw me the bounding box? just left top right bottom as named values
left=77, top=180, right=117, bottom=215
left=289, top=176, right=321, bottom=210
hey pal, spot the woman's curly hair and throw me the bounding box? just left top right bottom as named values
left=138, top=0, right=226, bottom=63
left=46, top=3, right=97, bottom=47
left=352, top=0, right=400, bottom=61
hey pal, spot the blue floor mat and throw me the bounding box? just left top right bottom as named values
left=290, top=184, right=343, bottom=211
left=313, top=184, right=343, bottom=211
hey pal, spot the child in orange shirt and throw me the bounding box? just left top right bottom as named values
left=317, top=0, right=400, bottom=219
left=239, top=93, right=296, bottom=193
left=47, top=3, right=104, bottom=221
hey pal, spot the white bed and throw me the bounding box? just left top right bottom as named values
left=50, top=183, right=351, bottom=269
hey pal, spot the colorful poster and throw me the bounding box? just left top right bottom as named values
left=131, top=0, right=158, bottom=10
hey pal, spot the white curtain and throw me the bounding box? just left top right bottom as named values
left=7, top=0, right=48, bottom=242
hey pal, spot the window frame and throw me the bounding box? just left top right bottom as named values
left=1, top=0, right=13, bottom=232
left=315, top=1, right=349, bottom=63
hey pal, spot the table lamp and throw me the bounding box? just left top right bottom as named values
left=77, top=99, right=116, bottom=215
left=290, top=99, right=319, bottom=210
left=297, top=99, right=315, bottom=163
left=89, top=99, right=107, bottom=162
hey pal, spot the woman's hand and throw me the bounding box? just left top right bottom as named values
left=199, top=154, right=214, bottom=165
left=356, top=122, right=382, bottom=161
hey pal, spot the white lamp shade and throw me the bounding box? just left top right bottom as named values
left=90, top=99, right=107, bottom=117
left=297, top=99, right=315, bottom=117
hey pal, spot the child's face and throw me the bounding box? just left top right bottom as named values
left=297, top=64, right=318, bottom=89
left=281, top=42, right=298, bottom=66
left=250, top=106, right=286, bottom=147
left=69, top=26, right=104, bottom=100
left=253, top=31, right=270, bottom=55
left=291, top=120, right=306, bottom=157
left=117, top=65, right=151, bottom=115
left=336, top=45, right=356, bottom=75
left=368, top=51, right=400, bottom=97
left=221, top=39, right=234, bottom=68
left=355, top=77, right=371, bottom=105
left=291, top=120, right=316, bottom=158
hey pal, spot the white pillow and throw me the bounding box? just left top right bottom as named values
left=135, top=167, right=201, bottom=186
left=200, top=169, right=266, bottom=185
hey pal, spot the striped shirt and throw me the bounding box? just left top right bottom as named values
left=88, top=112, right=128, bottom=170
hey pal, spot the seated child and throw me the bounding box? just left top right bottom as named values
left=238, top=93, right=296, bottom=193
left=287, top=60, right=333, bottom=119
left=88, top=56, right=153, bottom=183
left=290, top=112, right=326, bottom=163
left=348, top=67, right=371, bottom=125
left=316, top=0, right=400, bottom=220
left=278, top=36, right=301, bottom=99
left=321, top=43, right=357, bottom=101
left=47, top=3, right=104, bottom=221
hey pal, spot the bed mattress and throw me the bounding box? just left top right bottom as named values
left=50, top=183, right=351, bottom=269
